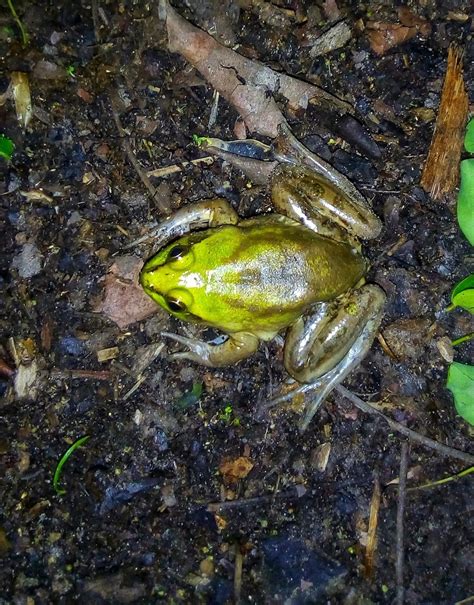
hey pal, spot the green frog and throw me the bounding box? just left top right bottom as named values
left=140, top=158, right=385, bottom=429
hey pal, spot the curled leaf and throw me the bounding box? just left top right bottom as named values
left=457, top=160, right=474, bottom=245
left=465, top=118, right=474, bottom=153
left=450, top=274, right=474, bottom=313
left=446, top=362, right=474, bottom=426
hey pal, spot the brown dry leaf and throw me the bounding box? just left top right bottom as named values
left=160, top=0, right=352, bottom=139
left=368, top=24, right=417, bottom=56
left=219, top=456, right=254, bottom=483
left=77, top=87, right=94, bottom=103
left=93, top=255, right=158, bottom=329
left=367, top=12, right=431, bottom=56
left=11, top=71, right=32, bottom=129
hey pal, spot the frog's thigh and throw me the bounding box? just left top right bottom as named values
left=271, top=164, right=381, bottom=241
left=162, top=331, right=259, bottom=367
left=284, top=285, right=385, bottom=383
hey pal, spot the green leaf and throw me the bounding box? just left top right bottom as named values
left=0, top=134, right=14, bottom=160
left=465, top=118, right=474, bottom=153
left=458, top=160, right=474, bottom=245
left=446, top=362, right=474, bottom=425
left=450, top=274, right=474, bottom=313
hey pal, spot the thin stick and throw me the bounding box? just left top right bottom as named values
left=336, top=385, right=474, bottom=465
left=396, top=442, right=409, bottom=605
left=364, top=476, right=381, bottom=578
left=50, top=369, right=113, bottom=381
left=109, top=97, right=170, bottom=214
left=146, top=156, right=214, bottom=178
left=207, top=486, right=305, bottom=512
left=234, top=545, right=243, bottom=605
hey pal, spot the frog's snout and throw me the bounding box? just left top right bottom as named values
left=140, top=266, right=159, bottom=295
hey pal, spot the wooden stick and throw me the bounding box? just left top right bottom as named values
left=396, top=442, right=409, bottom=605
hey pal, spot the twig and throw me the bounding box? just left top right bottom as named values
left=364, top=475, right=381, bottom=578
left=207, top=486, right=305, bottom=512
left=234, top=544, right=243, bottom=605
left=146, top=156, right=214, bottom=178
left=50, top=369, right=113, bottom=381
left=109, top=96, right=170, bottom=214
left=335, top=385, right=474, bottom=465
left=396, top=442, right=409, bottom=605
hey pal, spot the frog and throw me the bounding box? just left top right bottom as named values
left=139, top=155, right=385, bottom=429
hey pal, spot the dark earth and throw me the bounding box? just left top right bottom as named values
left=1, top=1, right=473, bottom=603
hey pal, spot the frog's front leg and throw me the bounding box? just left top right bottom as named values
left=162, top=331, right=260, bottom=367
left=128, top=199, right=239, bottom=249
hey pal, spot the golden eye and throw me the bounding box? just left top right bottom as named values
left=168, top=245, right=187, bottom=261
left=167, top=297, right=187, bottom=313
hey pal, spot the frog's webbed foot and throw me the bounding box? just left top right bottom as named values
left=280, top=284, right=385, bottom=430
left=125, top=199, right=239, bottom=250
left=161, top=331, right=259, bottom=367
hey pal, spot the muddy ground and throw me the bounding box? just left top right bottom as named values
left=1, top=1, right=473, bottom=603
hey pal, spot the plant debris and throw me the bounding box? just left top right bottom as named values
left=420, top=45, right=468, bottom=199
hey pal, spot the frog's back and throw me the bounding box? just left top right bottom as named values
left=190, top=218, right=365, bottom=336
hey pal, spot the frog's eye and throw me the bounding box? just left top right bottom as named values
left=166, top=297, right=187, bottom=313
left=167, top=245, right=187, bottom=261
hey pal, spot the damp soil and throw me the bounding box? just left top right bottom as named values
left=1, top=1, right=473, bottom=603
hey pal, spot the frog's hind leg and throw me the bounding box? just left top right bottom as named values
left=271, top=163, right=381, bottom=243
left=281, top=284, right=385, bottom=431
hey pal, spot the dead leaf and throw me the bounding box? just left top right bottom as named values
left=93, top=255, right=158, bottom=329
left=367, top=12, right=431, bottom=56
left=219, top=456, right=254, bottom=482
left=11, top=71, right=32, bottom=129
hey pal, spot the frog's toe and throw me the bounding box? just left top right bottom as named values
left=161, top=331, right=214, bottom=365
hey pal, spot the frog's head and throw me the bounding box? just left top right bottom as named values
left=140, top=234, right=205, bottom=322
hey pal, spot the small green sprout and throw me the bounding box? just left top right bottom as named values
left=192, top=134, right=212, bottom=147
left=175, top=382, right=203, bottom=410
left=53, top=435, right=90, bottom=495
left=218, top=404, right=240, bottom=426
left=2, top=25, right=15, bottom=37
left=0, top=135, right=14, bottom=161
left=7, top=0, right=29, bottom=46
left=66, top=65, right=76, bottom=78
